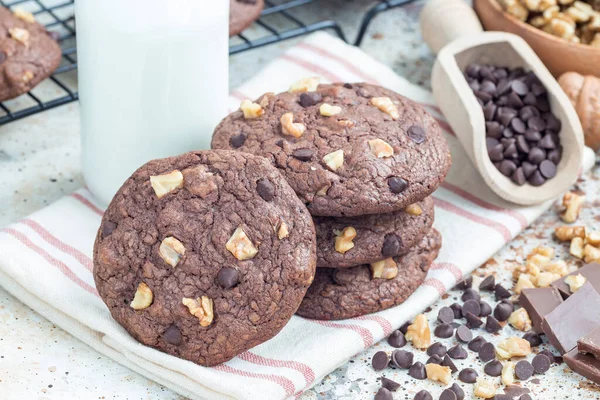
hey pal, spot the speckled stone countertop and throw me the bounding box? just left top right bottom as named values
left=2, top=0, right=600, bottom=399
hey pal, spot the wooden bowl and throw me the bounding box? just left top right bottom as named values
left=474, top=0, right=600, bottom=78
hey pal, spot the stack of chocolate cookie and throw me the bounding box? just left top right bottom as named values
left=212, top=81, right=452, bottom=320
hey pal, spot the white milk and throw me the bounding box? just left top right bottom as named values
left=76, top=0, right=229, bottom=206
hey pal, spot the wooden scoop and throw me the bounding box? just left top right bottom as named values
left=420, top=0, right=584, bottom=206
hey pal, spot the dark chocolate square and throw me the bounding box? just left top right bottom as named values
left=578, top=326, right=600, bottom=360
left=564, top=348, right=600, bottom=385
left=551, top=263, right=600, bottom=299
left=519, top=287, right=563, bottom=334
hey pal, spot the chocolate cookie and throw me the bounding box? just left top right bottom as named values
left=297, top=229, right=442, bottom=320
left=229, top=0, right=264, bottom=37
left=93, top=150, right=316, bottom=366
left=314, top=196, right=434, bottom=268
left=0, top=6, right=61, bottom=102
left=212, top=82, right=452, bottom=217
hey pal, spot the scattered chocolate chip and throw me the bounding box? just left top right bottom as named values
left=450, top=303, right=463, bottom=319
left=455, top=276, right=473, bottom=290
left=494, top=302, right=513, bottom=321
left=400, top=321, right=411, bottom=334
left=522, top=331, right=542, bottom=347
left=458, top=368, right=478, bottom=383
left=440, top=389, right=457, bottom=400
left=375, top=387, right=393, bottom=400
left=217, top=267, right=240, bottom=289
left=102, top=221, right=117, bottom=238
left=387, top=330, right=407, bottom=348
left=485, top=316, right=502, bottom=334
left=229, top=133, right=247, bottom=148
left=462, top=288, right=480, bottom=302
left=465, top=312, right=483, bottom=329
left=442, top=354, right=458, bottom=373
left=388, top=177, right=408, bottom=194
left=449, top=383, right=465, bottom=400
left=391, top=349, right=413, bottom=369
left=381, top=377, right=400, bottom=392
left=462, top=299, right=481, bottom=317
left=494, top=395, right=513, bottom=400
left=448, top=344, right=468, bottom=360
left=479, top=301, right=492, bottom=317
left=438, top=306, right=455, bottom=324
left=434, top=324, right=454, bottom=339
left=456, top=325, right=473, bottom=343
left=407, top=125, right=426, bottom=144
left=256, top=178, right=275, bottom=201
left=414, top=390, right=433, bottom=400
left=372, top=351, right=389, bottom=371
left=515, top=360, right=534, bottom=380
left=299, top=92, right=322, bottom=108
left=479, top=342, right=496, bottom=362
left=479, top=275, right=495, bottom=291
left=163, top=325, right=182, bottom=346
left=468, top=336, right=487, bottom=352
left=292, top=148, right=314, bottom=161
left=343, top=83, right=353, bottom=89
left=538, top=349, right=560, bottom=364
left=494, top=284, right=511, bottom=300
left=532, top=353, right=551, bottom=374
left=427, top=342, right=448, bottom=357
left=484, top=360, right=503, bottom=377
left=382, top=234, right=401, bottom=257
left=409, top=361, right=427, bottom=380
left=427, top=354, right=444, bottom=365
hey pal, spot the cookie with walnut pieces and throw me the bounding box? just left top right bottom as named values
left=211, top=81, right=452, bottom=217
left=93, top=150, right=317, bottom=367
left=297, top=229, right=442, bottom=320
left=0, top=6, right=61, bottom=101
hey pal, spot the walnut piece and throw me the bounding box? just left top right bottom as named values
left=14, top=8, right=35, bottom=23
left=537, top=271, right=562, bottom=287
left=405, top=203, right=423, bottom=216
left=182, top=296, right=214, bottom=327
left=240, top=100, right=264, bottom=119
left=514, top=273, right=536, bottom=294
left=425, top=363, right=452, bottom=385
left=508, top=308, right=533, bottom=331
left=561, top=192, right=585, bottom=223
left=159, top=237, right=185, bottom=267
left=335, top=226, right=356, bottom=254
left=280, top=112, right=306, bottom=138
left=370, top=97, right=399, bottom=120
left=571, top=237, right=585, bottom=258
left=555, top=225, right=585, bottom=241
left=370, top=258, right=398, bottom=280
left=22, top=71, right=34, bottom=83
left=337, top=120, right=356, bottom=128
left=565, top=273, right=587, bottom=292
left=322, top=149, right=344, bottom=171
left=226, top=227, right=258, bottom=260
left=289, top=77, right=320, bottom=93
left=499, top=0, right=529, bottom=20
left=586, top=231, right=600, bottom=246
left=130, top=282, right=153, bottom=310
left=496, top=337, right=532, bottom=359
left=530, top=246, right=555, bottom=258
left=150, top=170, right=184, bottom=198
left=501, top=362, right=516, bottom=386
left=9, top=27, right=29, bottom=47
left=368, top=139, right=394, bottom=158
left=474, top=377, right=497, bottom=399
left=542, top=260, right=568, bottom=277
left=319, top=103, right=342, bottom=116
left=405, top=314, right=431, bottom=349
left=584, top=244, right=600, bottom=263
left=278, top=221, right=290, bottom=240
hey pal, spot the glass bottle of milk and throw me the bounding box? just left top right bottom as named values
left=75, top=0, right=229, bottom=206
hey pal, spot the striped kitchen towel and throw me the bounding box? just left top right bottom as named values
left=0, top=31, right=595, bottom=400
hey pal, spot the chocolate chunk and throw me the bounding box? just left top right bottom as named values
left=522, top=331, right=542, bottom=347
left=462, top=288, right=480, bottom=302
left=229, top=133, right=247, bottom=148
left=292, top=148, right=314, bottom=161
left=434, top=323, right=454, bottom=339
left=408, top=361, right=427, bottom=379
left=438, top=306, right=455, bottom=324
left=494, top=301, right=513, bottom=322
left=485, top=316, right=502, bottom=334
left=520, top=287, right=563, bottom=333
left=515, top=360, right=534, bottom=380
left=102, top=221, right=117, bottom=238
left=427, top=354, right=444, bottom=365
left=465, top=312, right=483, bottom=329
left=381, top=377, right=400, bottom=392
left=392, top=349, right=413, bottom=368
left=512, top=167, right=526, bottom=186
left=440, top=389, right=457, bottom=400
left=400, top=321, right=411, bottom=334
left=564, top=347, right=600, bottom=385
left=381, top=234, right=401, bottom=257
left=448, top=344, right=468, bottom=360
left=463, top=299, right=481, bottom=317
left=407, top=126, right=426, bottom=144
left=456, top=325, right=473, bottom=343
left=479, top=301, right=492, bottom=317
left=449, top=383, right=465, bottom=400
left=458, top=368, right=478, bottom=383
left=442, top=354, right=458, bottom=373
left=375, top=387, right=393, bottom=400
left=387, top=329, right=407, bottom=348
left=256, top=178, right=275, bottom=201
left=484, top=360, right=503, bottom=377
left=552, top=263, right=600, bottom=299
left=495, top=284, right=511, bottom=300
left=427, top=342, right=448, bottom=357
left=455, top=276, right=472, bottom=290
left=468, top=336, right=487, bottom=352
left=372, top=351, right=389, bottom=371
left=388, top=177, right=408, bottom=194
left=450, top=303, right=463, bottom=319
left=539, top=160, right=557, bottom=179
left=217, top=267, right=240, bottom=289
left=479, top=342, right=496, bottom=362
left=414, top=390, right=433, bottom=400
left=542, top=282, right=600, bottom=354
left=299, top=92, right=322, bottom=108
left=578, top=326, right=600, bottom=360
left=531, top=353, right=551, bottom=375
left=479, top=275, right=495, bottom=291
left=163, top=325, right=183, bottom=346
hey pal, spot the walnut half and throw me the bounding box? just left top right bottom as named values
left=130, top=282, right=153, bottom=310
left=182, top=296, right=214, bottom=327
left=405, top=314, right=431, bottom=349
